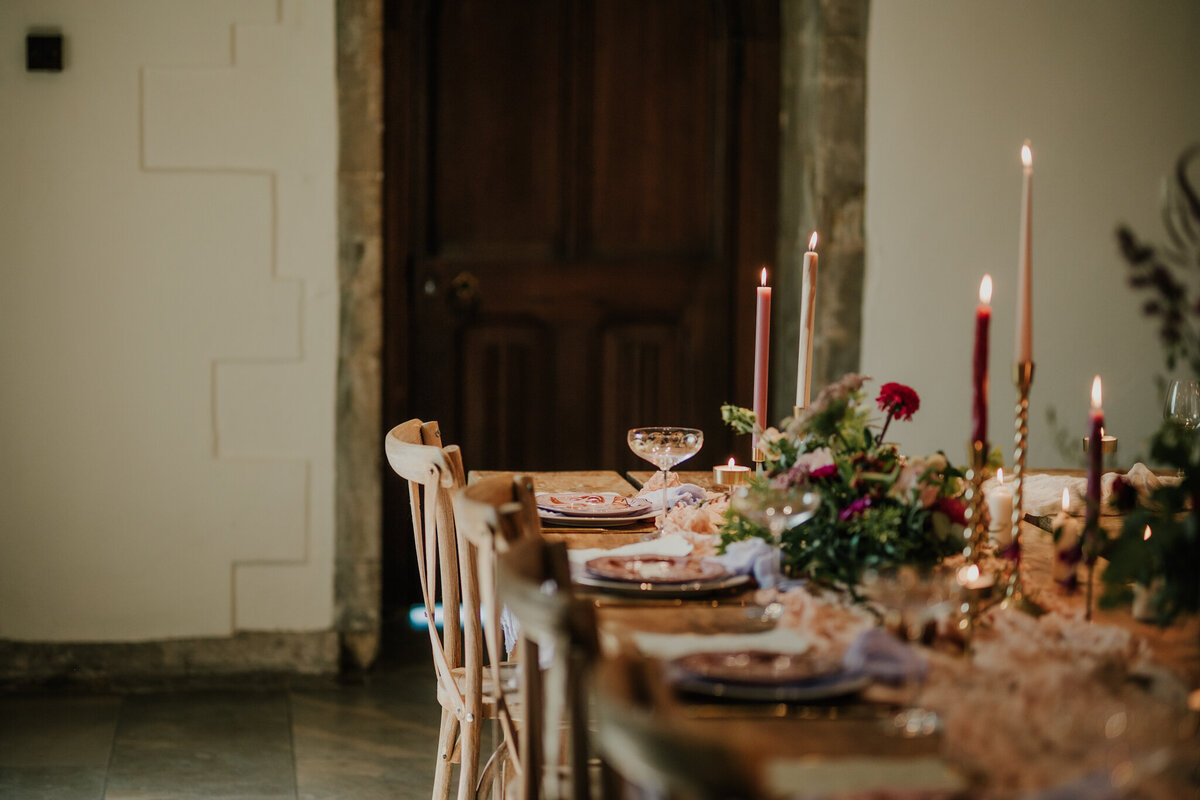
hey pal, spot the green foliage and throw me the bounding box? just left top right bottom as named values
left=719, top=375, right=963, bottom=592
left=1100, top=145, right=1200, bottom=625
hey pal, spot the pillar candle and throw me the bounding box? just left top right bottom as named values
left=753, top=268, right=771, bottom=452
left=1052, top=488, right=1081, bottom=587
left=1086, top=376, right=1104, bottom=557
left=795, top=232, right=819, bottom=409
left=972, top=276, right=993, bottom=445
left=1016, top=141, right=1033, bottom=364
left=986, top=468, right=1014, bottom=545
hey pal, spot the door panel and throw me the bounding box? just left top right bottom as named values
left=383, top=0, right=779, bottom=609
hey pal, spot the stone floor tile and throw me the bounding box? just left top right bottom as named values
left=0, top=765, right=107, bottom=799
left=0, top=695, right=121, bottom=768
left=103, top=691, right=295, bottom=798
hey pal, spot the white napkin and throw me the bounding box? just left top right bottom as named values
left=765, top=756, right=966, bottom=798
left=985, top=463, right=1176, bottom=516
left=567, top=533, right=694, bottom=569
left=631, top=628, right=812, bottom=661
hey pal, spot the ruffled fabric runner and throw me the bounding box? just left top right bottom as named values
left=983, top=463, right=1178, bottom=516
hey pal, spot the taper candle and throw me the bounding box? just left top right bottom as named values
left=1086, top=376, right=1104, bottom=542
left=795, top=232, right=819, bottom=408
left=1016, top=141, right=1033, bottom=363
left=972, top=275, right=993, bottom=445
left=753, top=268, right=772, bottom=453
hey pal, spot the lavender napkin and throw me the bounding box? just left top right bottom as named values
left=709, top=538, right=801, bottom=589
left=640, top=482, right=708, bottom=510
left=841, top=628, right=927, bottom=684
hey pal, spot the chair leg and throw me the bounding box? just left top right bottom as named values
left=456, top=716, right=482, bottom=800
left=433, top=708, right=460, bottom=800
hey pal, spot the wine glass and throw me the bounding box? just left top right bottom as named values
left=730, top=483, right=821, bottom=578
left=627, top=427, right=704, bottom=532
left=859, top=565, right=955, bottom=737
left=1163, top=379, right=1200, bottom=431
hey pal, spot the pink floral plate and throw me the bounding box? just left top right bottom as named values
left=671, top=649, right=842, bottom=687
left=584, top=555, right=728, bottom=584
left=536, top=492, right=653, bottom=517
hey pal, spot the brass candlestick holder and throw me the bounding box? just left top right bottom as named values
left=999, top=362, right=1042, bottom=615
left=961, top=439, right=990, bottom=565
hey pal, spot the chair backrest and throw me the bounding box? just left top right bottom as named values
left=593, top=656, right=763, bottom=800
left=454, top=473, right=537, bottom=792
left=384, top=419, right=480, bottom=728
left=462, top=473, right=600, bottom=800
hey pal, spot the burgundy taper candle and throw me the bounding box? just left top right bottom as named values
left=1086, top=376, right=1103, bottom=552
left=972, top=276, right=993, bottom=445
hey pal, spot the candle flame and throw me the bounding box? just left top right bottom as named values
left=728, top=457, right=736, bottom=468
left=1144, top=525, right=1152, bottom=541
left=958, top=564, right=981, bottom=586
left=760, top=267, right=768, bottom=286
left=1021, top=141, right=1033, bottom=168
left=997, top=468, right=1004, bottom=483
left=1091, top=376, right=1102, bottom=409
left=979, top=274, right=993, bottom=305
left=1100, top=427, right=1105, bottom=437
left=809, top=231, right=819, bottom=251
left=1061, top=488, right=1070, bottom=512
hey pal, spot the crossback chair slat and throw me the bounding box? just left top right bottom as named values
left=475, top=474, right=599, bottom=800
left=385, top=420, right=483, bottom=800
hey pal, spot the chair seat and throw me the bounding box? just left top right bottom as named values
left=437, top=661, right=522, bottom=720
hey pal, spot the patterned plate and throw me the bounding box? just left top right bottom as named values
left=671, top=649, right=840, bottom=687
left=536, top=492, right=652, bottom=517
left=584, top=555, right=727, bottom=584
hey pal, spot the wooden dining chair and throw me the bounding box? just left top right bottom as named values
left=384, top=419, right=486, bottom=800
left=463, top=473, right=603, bottom=800
left=453, top=473, right=532, bottom=798
left=592, top=656, right=764, bottom=800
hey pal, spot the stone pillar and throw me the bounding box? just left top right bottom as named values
left=335, top=0, right=384, bottom=670
left=775, top=0, right=868, bottom=415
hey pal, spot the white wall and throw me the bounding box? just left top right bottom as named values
left=864, top=0, right=1200, bottom=469
left=0, top=1, right=338, bottom=641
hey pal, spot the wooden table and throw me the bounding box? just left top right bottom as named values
left=474, top=469, right=1200, bottom=794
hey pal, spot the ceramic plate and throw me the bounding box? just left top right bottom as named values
left=536, top=492, right=652, bottom=517
left=538, top=508, right=659, bottom=528
left=668, top=665, right=871, bottom=702
left=671, top=649, right=840, bottom=687
left=572, top=571, right=751, bottom=598
left=585, top=555, right=727, bottom=584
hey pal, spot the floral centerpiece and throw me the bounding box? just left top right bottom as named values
left=1100, top=144, right=1200, bottom=624
left=720, top=374, right=966, bottom=592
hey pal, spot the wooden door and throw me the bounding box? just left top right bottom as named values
left=383, top=0, right=778, bottom=607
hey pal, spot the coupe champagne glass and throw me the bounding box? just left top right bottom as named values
left=627, top=427, right=704, bottom=532
left=1163, top=379, right=1200, bottom=431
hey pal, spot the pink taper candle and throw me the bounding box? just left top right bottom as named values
left=753, top=268, right=772, bottom=452
left=1016, top=142, right=1034, bottom=363
left=1086, top=376, right=1103, bottom=548
left=972, top=275, right=993, bottom=445
left=795, top=232, right=819, bottom=408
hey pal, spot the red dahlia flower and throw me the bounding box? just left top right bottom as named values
left=876, top=382, right=920, bottom=421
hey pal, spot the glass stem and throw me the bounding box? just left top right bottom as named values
left=660, top=469, right=669, bottom=529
